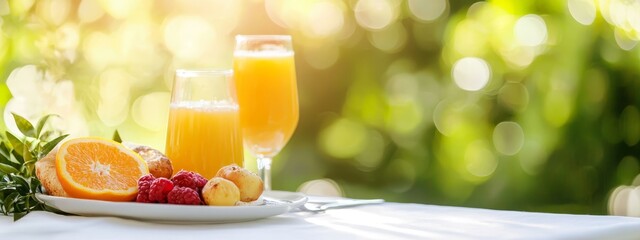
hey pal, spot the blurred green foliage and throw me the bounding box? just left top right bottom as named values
left=1, top=0, right=640, bottom=214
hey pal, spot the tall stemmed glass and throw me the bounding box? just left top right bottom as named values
left=233, top=35, right=298, bottom=190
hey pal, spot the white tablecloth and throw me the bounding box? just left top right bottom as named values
left=2, top=199, right=640, bottom=240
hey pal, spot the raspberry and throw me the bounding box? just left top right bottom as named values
left=139, top=174, right=156, bottom=184
left=193, top=172, right=208, bottom=189
left=148, top=178, right=174, bottom=203
left=171, top=170, right=198, bottom=190
left=136, top=174, right=156, bottom=203
left=136, top=193, right=151, bottom=203
left=167, top=187, right=202, bottom=205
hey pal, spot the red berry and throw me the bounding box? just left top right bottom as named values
left=171, top=170, right=198, bottom=190
left=135, top=174, right=156, bottom=203
left=139, top=174, right=156, bottom=184
left=167, top=187, right=202, bottom=205
left=193, top=172, right=208, bottom=189
left=148, top=178, right=174, bottom=203
left=136, top=193, right=152, bottom=203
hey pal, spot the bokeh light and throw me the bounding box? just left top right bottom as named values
left=265, top=0, right=302, bottom=29
left=36, top=0, right=71, bottom=26
left=613, top=29, right=638, bottom=51
left=408, top=0, right=447, bottom=22
left=131, top=92, right=171, bottom=131
left=514, top=14, right=548, bottom=47
left=354, top=129, right=386, bottom=171
left=451, top=19, right=488, bottom=57
left=598, top=0, right=640, bottom=42
left=298, top=178, right=344, bottom=197
left=497, top=82, right=529, bottom=112
left=97, top=70, right=131, bottom=126
left=83, top=32, right=117, bottom=70
left=452, top=57, right=491, bottom=91
left=610, top=185, right=631, bottom=216
left=544, top=91, right=573, bottom=127
left=354, top=0, right=398, bottom=30
left=465, top=141, right=497, bottom=177
left=303, top=1, right=345, bottom=38
left=368, top=22, right=407, bottom=53
left=568, top=0, right=596, bottom=25
left=493, top=121, right=525, bottom=156
left=304, top=44, right=340, bottom=70
left=0, top=1, right=9, bottom=16
left=627, top=187, right=640, bottom=217
left=620, top=106, right=640, bottom=146
left=97, top=0, right=146, bottom=19
left=78, top=0, right=105, bottom=23
left=384, top=157, right=417, bottom=193
left=163, top=15, right=218, bottom=61
left=319, top=118, right=368, bottom=159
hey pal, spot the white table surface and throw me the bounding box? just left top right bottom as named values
left=2, top=197, right=640, bottom=240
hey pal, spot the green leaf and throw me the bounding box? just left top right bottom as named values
left=112, top=130, right=122, bottom=143
left=1, top=174, right=10, bottom=182
left=4, top=191, right=19, bottom=213
left=0, top=143, right=11, bottom=163
left=13, top=211, right=26, bottom=221
left=35, top=114, right=59, bottom=139
left=0, top=188, right=17, bottom=198
left=5, top=132, right=24, bottom=157
left=30, top=178, right=40, bottom=193
left=38, top=130, right=54, bottom=141
left=42, top=134, right=68, bottom=156
left=42, top=204, right=68, bottom=215
left=28, top=196, right=41, bottom=212
left=24, top=196, right=30, bottom=211
left=0, top=146, right=20, bottom=170
left=12, top=175, right=29, bottom=189
left=10, top=150, right=24, bottom=165
left=0, top=114, right=69, bottom=219
left=22, top=144, right=32, bottom=170
left=11, top=113, right=35, bottom=138
left=0, top=163, right=19, bottom=174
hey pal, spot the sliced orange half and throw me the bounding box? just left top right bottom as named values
left=55, top=137, right=149, bottom=201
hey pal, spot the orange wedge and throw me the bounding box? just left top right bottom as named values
left=55, top=137, right=149, bottom=201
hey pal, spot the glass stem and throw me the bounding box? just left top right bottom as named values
left=257, top=157, right=272, bottom=191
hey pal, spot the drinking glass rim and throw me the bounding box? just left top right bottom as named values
left=175, top=69, right=233, bottom=78
left=235, top=35, right=292, bottom=41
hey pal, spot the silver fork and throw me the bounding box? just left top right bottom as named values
left=298, top=199, right=385, bottom=213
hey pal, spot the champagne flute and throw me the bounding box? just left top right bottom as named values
left=233, top=35, right=299, bottom=190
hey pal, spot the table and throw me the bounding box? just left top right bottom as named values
left=2, top=197, right=640, bottom=240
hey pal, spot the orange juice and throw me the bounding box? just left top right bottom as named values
left=233, top=51, right=299, bottom=157
left=165, top=101, right=243, bottom=178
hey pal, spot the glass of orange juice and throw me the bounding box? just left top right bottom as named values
left=165, top=69, right=244, bottom=179
left=233, top=35, right=298, bottom=190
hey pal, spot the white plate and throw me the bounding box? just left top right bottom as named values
left=36, top=190, right=307, bottom=223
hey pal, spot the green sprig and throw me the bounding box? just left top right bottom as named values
left=0, top=113, right=68, bottom=221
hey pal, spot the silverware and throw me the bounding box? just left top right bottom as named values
left=298, top=199, right=385, bottom=213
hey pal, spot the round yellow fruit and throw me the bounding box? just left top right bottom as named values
left=216, top=164, right=264, bottom=202
left=202, top=177, right=240, bottom=206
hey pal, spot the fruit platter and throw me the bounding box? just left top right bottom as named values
left=31, top=136, right=307, bottom=223
left=0, top=114, right=305, bottom=223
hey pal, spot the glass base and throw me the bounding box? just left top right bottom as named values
left=257, top=157, right=272, bottom=191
